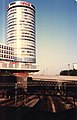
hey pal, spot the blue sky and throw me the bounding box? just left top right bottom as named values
left=0, top=0, right=77, bottom=75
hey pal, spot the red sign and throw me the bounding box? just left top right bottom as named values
left=20, top=1, right=30, bottom=7
left=9, top=62, right=17, bottom=64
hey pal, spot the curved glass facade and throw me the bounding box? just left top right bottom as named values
left=7, top=1, right=36, bottom=63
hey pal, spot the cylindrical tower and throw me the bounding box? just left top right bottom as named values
left=7, top=1, right=36, bottom=63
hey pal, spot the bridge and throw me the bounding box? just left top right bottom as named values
left=27, top=77, right=77, bottom=104
left=0, top=75, right=76, bottom=119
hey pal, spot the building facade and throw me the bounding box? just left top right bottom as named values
left=0, top=42, right=14, bottom=61
left=7, top=1, right=36, bottom=63
left=0, top=42, right=38, bottom=71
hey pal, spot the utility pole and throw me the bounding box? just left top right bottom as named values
left=15, top=83, right=17, bottom=105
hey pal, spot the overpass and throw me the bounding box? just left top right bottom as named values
left=29, top=75, right=77, bottom=82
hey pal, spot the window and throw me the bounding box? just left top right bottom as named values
left=10, top=2, right=15, bottom=5
left=4, top=46, right=7, bottom=49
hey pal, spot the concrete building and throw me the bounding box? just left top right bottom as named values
left=0, top=43, right=38, bottom=72
left=0, top=1, right=39, bottom=92
left=0, top=42, right=14, bottom=61
left=0, top=1, right=39, bottom=74
left=7, top=1, right=36, bottom=63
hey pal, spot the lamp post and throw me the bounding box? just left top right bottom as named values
left=68, top=64, right=70, bottom=76
left=46, top=68, right=48, bottom=75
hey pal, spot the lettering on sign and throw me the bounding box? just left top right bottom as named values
left=20, top=1, right=30, bottom=7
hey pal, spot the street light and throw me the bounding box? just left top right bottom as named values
left=68, top=64, right=70, bottom=76
left=46, top=68, right=48, bottom=75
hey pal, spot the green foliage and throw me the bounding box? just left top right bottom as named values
left=60, top=69, right=77, bottom=76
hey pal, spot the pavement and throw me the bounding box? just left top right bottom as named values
left=0, top=105, right=76, bottom=120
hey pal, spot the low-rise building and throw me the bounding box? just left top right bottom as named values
left=0, top=42, right=14, bottom=61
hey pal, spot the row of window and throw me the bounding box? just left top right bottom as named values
left=27, top=44, right=35, bottom=48
left=0, top=54, right=14, bottom=59
left=22, top=11, right=35, bottom=16
left=7, top=26, right=35, bottom=33
left=22, top=22, right=35, bottom=26
left=27, top=8, right=34, bottom=14
left=8, top=12, right=17, bottom=16
left=7, top=17, right=16, bottom=22
left=7, top=13, right=35, bottom=21
left=8, top=5, right=35, bottom=12
left=18, top=22, right=35, bottom=27
left=12, top=57, right=36, bottom=63
left=7, top=17, right=34, bottom=24
left=7, top=20, right=16, bottom=25
left=7, top=23, right=16, bottom=28
left=23, top=57, right=36, bottom=63
left=27, top=21, right=35, bottom=26
left=7, top=32, right=16, bottom=36
left=29, top=54, right=34, bottom=56
left=21, top=32, right=35, bottom=35
left=31, top=4, right=35, bottom=9
left=7, top=36, right=16, bottom=39
left=0, top=45, right=13, bottom=50
left=7, top=41, right=16, bottom=46
left=7, top=26, right=14, bottom=30
left=7, top=33, right=35, bottom=38
left=25, top=14, right=35, bottom=19
left=21, top=53, right=35, bottom=57
left=26, top=50, right=35, bottom=53
left=8, top=10, right=35, bottom=18
left=7, top=23, right=35, bottom=31
left=21, top=49, right=35, bottom=53
left=21, top=47, right=35, bottom=51
left=21, top=43, right=35, bottom=46
left=19, top=29, right=35, bottom=34
left=7, top=15, right=16, bottom=20
left=7, top=35, right=35, bottom=39
left=7, top=22, right=35, bottom=29
left=7, top=38, right=35, bottom=43
left=9, top=2, right=16, bottom=6
left=7, top=39, right=17, bottom=42
left=19, top=19, right=35, bottom=24
left=7, top=29, right=16, bottom=34
left=20, top=35, right=35, bottom=39
left=0, top=50, right=14, bottom=55
left=8, top=7, right=16, bottom=12
left=25, top=41, right=35, bottom=46
left=8, top=7, right=34, bottom=15
left=18, top=27, right=35, bottom=32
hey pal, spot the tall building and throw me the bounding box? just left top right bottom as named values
left=7, top=1, right=36, bottom=63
